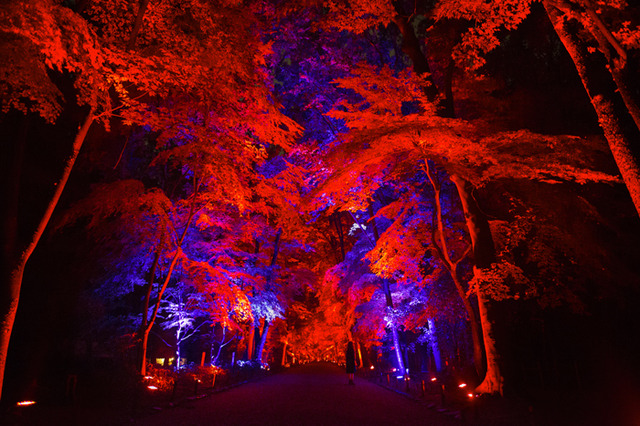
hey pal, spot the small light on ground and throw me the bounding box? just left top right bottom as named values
left=147, top=385, right=158, bottom=390
left=144, top=376, right=153, bottom=380
left=468, top=393, right=474, bottom=398
left=17, top=401, right=36, bottom=406
left=369, top=365, right=374, bottom=370
left=430, top=377, right=437, bottom=382
left=458, top=383, right=467, bottom=388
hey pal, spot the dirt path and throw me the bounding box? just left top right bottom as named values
left=136, top=363, right=461, bottom=426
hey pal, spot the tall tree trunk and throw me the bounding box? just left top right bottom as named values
left=543, top=0, right=640, bottom=217
left=425, top=162, right=485, bottom=377
left=394, top=12, right=505, bottom=392
left=254, top=228, right=282, bottom=364
left=246, top=327, right=255, bottom=361
left=394, top=14, right=497, bottom=383
left=0, top=111, right=94, bottom=400
left=281, top=340, right=288, bottom=366
left=391, top=321, right=406, bottom=375
left=139, top=247, right=181, bottom=376
left=427, top=319, right=443, bottom=372
left=367, top=205, right=406, bottom=374
left=138, top=246, right=160, bottom=371
left=333, top=212, right=346, bottom=262
left=127, top=0, right=151, bottom=50
left=175, top=328, right=182, bottom=370
left=139, top=184, right=197, bottom=376
left=255, top=321, right=270, bottom=364
left=212, top=326, right=229, bottom=366
left=450, top=175, right=503, bottom=395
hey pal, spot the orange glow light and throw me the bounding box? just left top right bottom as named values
left=458, top=383, right=467, bottom=388
left=370, top=365, right=374, bottom=370
left=430, top=377, right=437, bottom=382
left=468, top=393, right=474, bottom=398
left=147, top=385, right=158, bottom=390
left=17, top=401, right=36, bottom=406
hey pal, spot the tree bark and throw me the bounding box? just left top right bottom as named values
left=127, top=0, right=151, bottom=50
left=138, top=245, right=160, bottom=371
left=392, top=13, right=501, bottom=385
left=281, top=340, right=288, bottom=366
left=139, top=185, right=197, bottom=376
left=253, top=228, right=282, bottom=363
left=246, top=326, right=255, bottom=361
left=427, top=319, right=443, bottom=372
left=175, top=327, right=182, bottom=370
left=254, top=321, right=270, bottom=364
left=450, top=175, right=503, bottom=395
left=0, top=111, right=94, bottom=400
left=366, top=204, right=406, bottom=374
left=543, top=0, right=640, bottom=217
left=425, top=162, right=485, bottom=377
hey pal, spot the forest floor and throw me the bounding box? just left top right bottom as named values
left=5, top=362, right=639, bottom=425
left=5, top=363, right=461, bottom=425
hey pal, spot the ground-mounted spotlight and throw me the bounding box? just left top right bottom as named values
left=458, top=383, right=467, bottom=388
left=17, top=401, right=36, bottom=407
left=147, top=385, right=158, bottom=390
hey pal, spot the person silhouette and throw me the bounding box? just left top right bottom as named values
left=346, top=341, right=356, bottom=385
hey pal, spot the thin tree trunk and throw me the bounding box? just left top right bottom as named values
left=281, top=340, right=288, bottom=366
left=127, top=0, right=151, bottom=50
left=333, top=213, right=346, bottom=262
left=254, top=228, right=282, bottom=363
left=246, top=326, right=255, bottom=361
left=0, top=111, right=94, bottom=400
left=255, top=321, right=270, bottom=364
left=175, top=328, right=182, bottom=370
left=425, top=162, right=484, bottom=376
left=575, top=0, right=640, bottom=132
left=212, top=327, right=227, bottom=366
left=367, top=205, right=406, bottom=374
left=139, top=185, right=198, bottom=376
left=139, top=247, right=181, bottom=376
left=427, top=319, right=443, bottom=372
left=391, top=323, right=405, bottom=375
left=543, top=0, right=640, bottom=217
left=394, top=13, right=496, bottom=383
left=138, top=246, right=160, bottom=370
left=450, top=175, right=503, bottom=395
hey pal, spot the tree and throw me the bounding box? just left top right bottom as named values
left=0, top=0, right=115, bottom=398
left=156, top=284, right=210, bottom=370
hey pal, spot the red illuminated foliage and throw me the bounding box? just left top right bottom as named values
left=2, top=0, right=639, bottom=405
